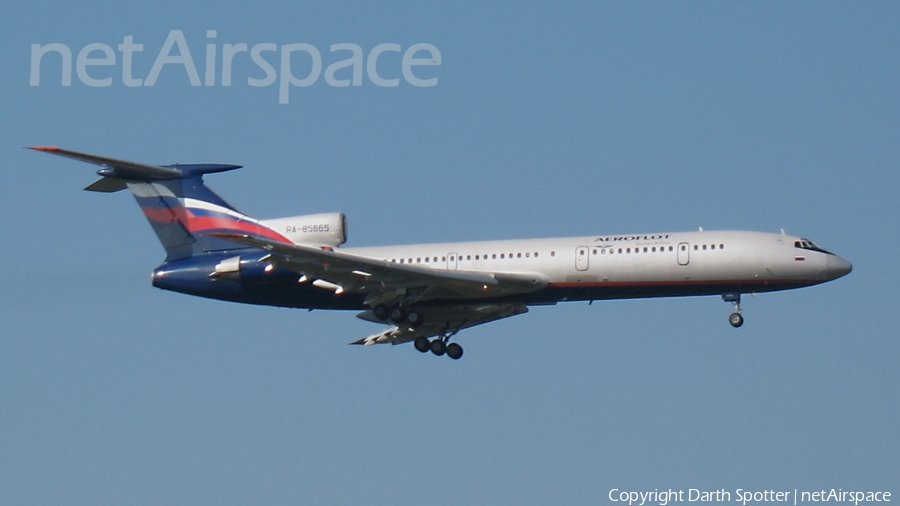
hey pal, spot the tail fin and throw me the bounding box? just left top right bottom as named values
left=31, top=146, right=290, bottom=260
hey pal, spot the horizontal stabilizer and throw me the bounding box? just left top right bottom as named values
left=168, top=163, right=243, bottom=177
left=84, top=176, right=128, bottom=193
left=29, top=146, right=241, bottom=182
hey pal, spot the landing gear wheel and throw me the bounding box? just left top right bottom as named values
left=413, top=336, right=431, bottom=353
left=722, top=294, right=744, bottom=329
left=389, top=305, right=407, bottom=324
left=446, top=342, right=464, bottom=360
left=373, top=304, right=390, bottom=322
left=406, top=309, right=424, bottom=327
left=430, top=339, right=446, bottom=356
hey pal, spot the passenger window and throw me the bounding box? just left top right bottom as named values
left=518, top=253, right=522, bottom=258
left=702, top=245, right=707, bottom=250
left=534, top=252, right=539, bottom=258
left=693, top=245, right=698, bottom=250
left=720, top=244, right=724, bottom=249
left=492, top=254, right=497, bottom=259
left=526, top=252, right=531, bottom=258
left=643, top=247, right=648, bottom=252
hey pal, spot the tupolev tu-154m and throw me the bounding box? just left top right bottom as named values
left=32, top=146, right=853, bottom=360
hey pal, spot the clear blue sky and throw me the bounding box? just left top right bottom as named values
left=1, top=2, right=897, bottom=505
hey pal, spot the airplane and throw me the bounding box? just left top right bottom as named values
left=31, top=146, right=853, bottom=360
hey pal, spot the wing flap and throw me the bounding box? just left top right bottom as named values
left=353, top=304, right=529, bottom=346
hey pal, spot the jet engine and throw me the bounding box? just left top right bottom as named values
left=259, top=212, right=347, bottom=247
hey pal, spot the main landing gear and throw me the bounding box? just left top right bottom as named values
left=414, top=336, right=463, bottom=360
left=723, top=293, right=744, bottom=328
left=373, top=303, right=424, bottom=328
left=372, top=303, right=462, bottom=359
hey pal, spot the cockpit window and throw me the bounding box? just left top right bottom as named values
left=794, top=238, right=833, bottom=255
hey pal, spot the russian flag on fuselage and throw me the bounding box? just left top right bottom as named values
left=128, top=178, right=290, bottom=260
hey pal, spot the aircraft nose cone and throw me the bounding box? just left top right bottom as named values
left=827, top=255, right=852, bottom=280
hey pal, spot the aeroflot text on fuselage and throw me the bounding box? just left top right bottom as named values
left=29, top=30, right=441, bottom=103
left=594, top=234, right=672, bottom=242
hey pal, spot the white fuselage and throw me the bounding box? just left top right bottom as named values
left=343, top=230, right=851, bottom=301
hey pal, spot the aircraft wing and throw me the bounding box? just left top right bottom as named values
left=211, top=233, right=549, bottom=304
left=352, top=303, right=529, bottom=346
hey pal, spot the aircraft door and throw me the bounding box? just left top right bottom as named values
left=677, top=242, right=690, bottom=266
left=447, top=252, right=458, bottom=270
left=575, top=246, right=589, bottom=271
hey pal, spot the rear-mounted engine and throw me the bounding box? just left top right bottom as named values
left=260, top=212, right=347, bottom=247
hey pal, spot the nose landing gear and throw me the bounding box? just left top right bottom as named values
left=723, top=293, right=744, bottom=328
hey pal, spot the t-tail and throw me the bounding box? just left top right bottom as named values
left=30, top=146, right=291, bottom=260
